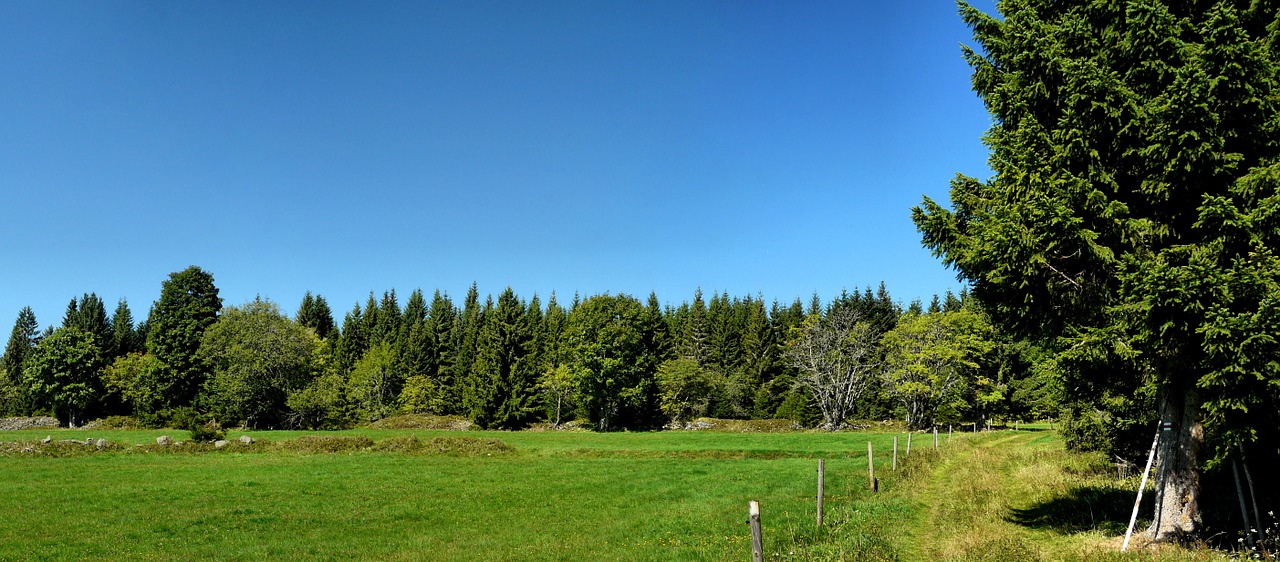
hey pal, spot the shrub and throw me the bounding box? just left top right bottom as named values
left=188, top=420, right=225, bottom=443
left=84, top=416, right=145, bottom=430
left=138, top=407, right=199, bottom=430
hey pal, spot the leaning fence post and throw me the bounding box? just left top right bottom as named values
left=906, top=432, right=912, bottom=457
left=817, top=459, right=825, bottom=529
left=749, top=500, right=763, bottom=562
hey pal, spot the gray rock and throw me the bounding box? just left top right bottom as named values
left=156, top=435, right=173, bottom=446
left=95, top=438, right=108, bottom=448
left=85, top=438, right=94, bottom=445
left=40, top=436, right=51, bottom=444
left=214, top=440, right=229, bottom=448
left=238, top=435, right=254, bottom=444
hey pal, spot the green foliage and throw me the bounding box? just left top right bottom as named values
left=102, top=352, right=167, bottom=415
left=397, top=375, right=446, bottom=416
left=145, top=266, right=222, bottom=409
left=655, top=358, right=714, bottom=424
left=295, top=291, right=336, bottom=340
left=199, top=297, right=319, bottom=428
left=62, top=294, right=111, bottom=352
left=565, top=294, right=655, bottom=431
left=187, top=419, right=225, bottom=443
left=1, top=306, right=40, bottom=414
left=913, top=3, right=1280, bottom=520
left=137, top=406, right=199, bottom=430
left=466, top=288, right=537, bottom=429
left=109, top=298, right=141, bottom=358
left=24, top=328, right=104, bottom=426
left=880, top=307, right=996, bottom=429
left=346, top=342, right=400, bottom=422
left=285, top=371, right=349, bottom=429
left=537, top=363, right=577, bottom=427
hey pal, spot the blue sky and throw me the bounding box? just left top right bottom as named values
left=1, top=0, right=997, bottom=328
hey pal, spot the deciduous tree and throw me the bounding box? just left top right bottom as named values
left=783, top=307, right=881, bottom=430
left=199, top=298, right=317, bottom=428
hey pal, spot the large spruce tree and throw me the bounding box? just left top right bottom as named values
left=1, top=307, right=40, bottom=414
left=915, top=1, right=1280, bottom=539
left=145, top=266, right=222, bottom=409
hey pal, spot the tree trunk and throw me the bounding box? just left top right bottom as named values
left=1147, top=385, right=1204, bottom=541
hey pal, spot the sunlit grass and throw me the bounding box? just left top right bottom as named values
left=0, top=428, right=917, bottom=561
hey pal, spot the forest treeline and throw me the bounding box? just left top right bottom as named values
left=0, top=266, right=1059, bottom=432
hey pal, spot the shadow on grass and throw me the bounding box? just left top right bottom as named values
left=1006, top=485, right=1139, bottom=536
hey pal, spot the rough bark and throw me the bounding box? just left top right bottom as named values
left=1147, top=386, right=1204, bottom=541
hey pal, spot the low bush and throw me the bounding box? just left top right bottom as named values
left=188, top=420, right=225, bottom=443
left=83, top=416, right=145, bottom=430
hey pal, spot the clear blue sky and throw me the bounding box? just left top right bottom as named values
left=1, top=0, right=996, bottom=329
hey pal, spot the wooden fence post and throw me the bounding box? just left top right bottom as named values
left=906, top=432, right=912, bottom=457
left=868, top=441, right=876, bottom=492
left=893, top=436, right=898, bottom=471
left=817, top=459, right=825, bottom=529
left=749, top=501, right=764, bottom=562
left=933, top=427, right=938, bottom=450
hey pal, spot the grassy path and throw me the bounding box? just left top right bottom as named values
left=896, top=431, right=1223, bottom=562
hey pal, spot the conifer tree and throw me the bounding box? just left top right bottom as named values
left=1, top=307, right=40, bottom=414
left=63, top=293, right=111, bottom=350
left=337, top=303, right=367, bottom=374
left=452, top=284, right=484, bottom=408
left=467, top=288, right=536, bottom=429
left=297, top=291, right=337, bottom=340
left=426, top=290, right=458, bottom=411
left=146, top=266, right=222, bottom=409
left=915, top=0, right=1280, bottom=539
left=110, top=298, right=140, bottom=357
left=681, top=289, right=709, bottom=364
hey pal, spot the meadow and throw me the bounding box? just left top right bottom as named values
left=0, top=426, right=914, bottom=561
left=0, top=425, right=1239, bottom=561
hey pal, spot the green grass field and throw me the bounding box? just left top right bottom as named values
left=0, top=428, right=919, bottom=561
left=0, top=427, right=1235, bottom=561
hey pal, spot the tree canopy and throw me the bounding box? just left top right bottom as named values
left=915, top=0, right=1280, bottom=540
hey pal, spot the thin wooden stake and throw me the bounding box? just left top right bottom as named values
left=749, top=500, right=763, bottom=562
left=1233, top=460, right=1256, bottom=549
left=868, top=441, right=876, bottom=492
left=933, top=427, right=938, bottom=450
left=892, top=436, right=898, bottom=471
left=906, top=432, right=912, bottom=457
left=817, top=459, right=825, bottom=529
left=1240, top=445, right=1262, bottom=543
left=1123, top=422, right=1161, bottom=552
